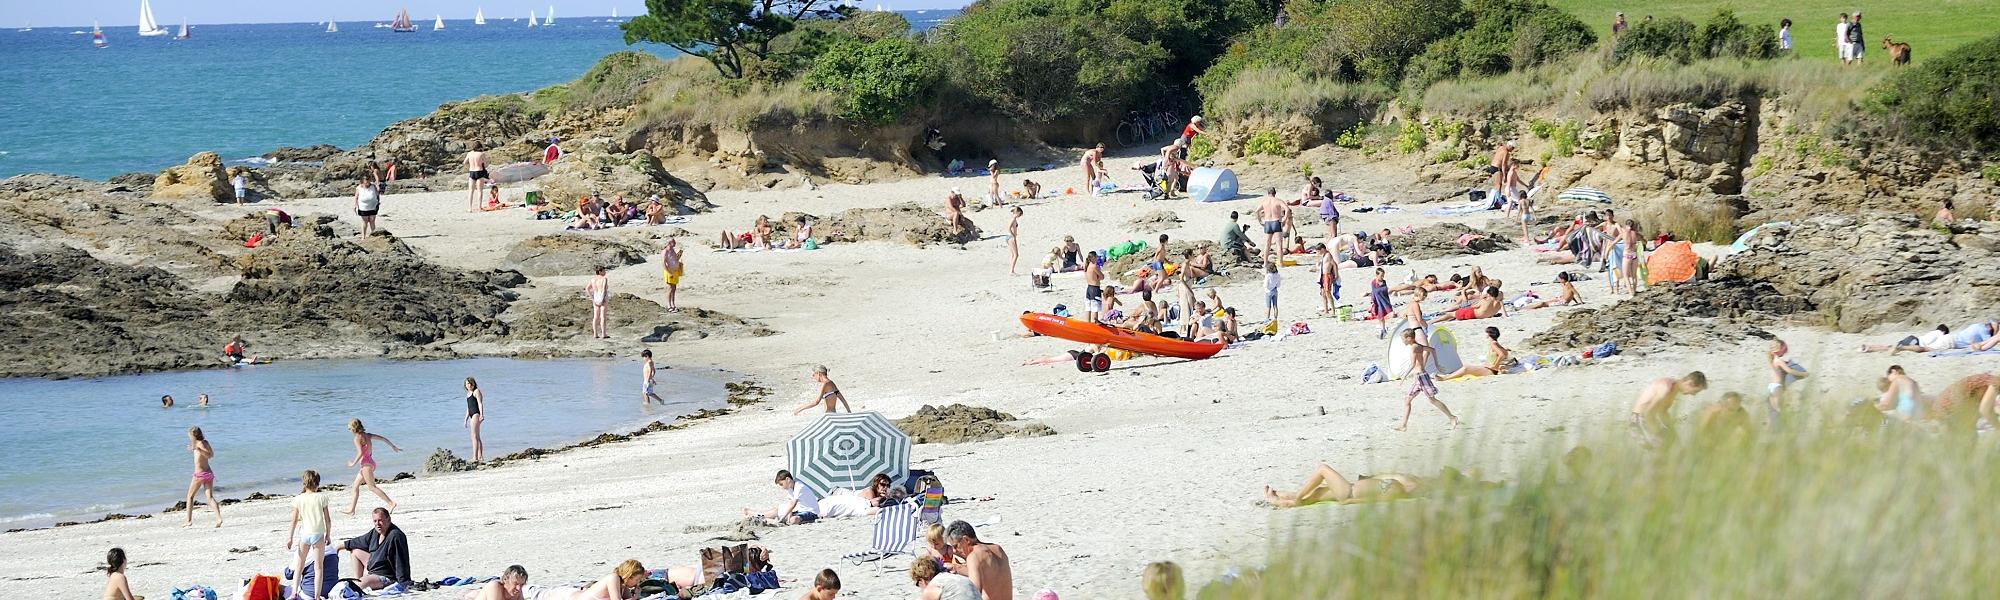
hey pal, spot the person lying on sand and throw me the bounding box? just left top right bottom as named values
left=1261, top=463, right=1411, bottom=507
left=1524, top=272, right=1582, bottom=309
left=1631, top=372, right=1707, bottom=448
left=719, top=216, right=775, bottom=250
left=465, top=565, right=528, bottom=600
left=553, top=560, right=647, bottom=600
left=1862, top=324, right=1953, bottom=354
left=1434, top=287, right=1503, bottom=322
left=1438, top=327, right=1519, bottom=380
left=1388, top=274, right=1451, bottom=295
left=747, top=469, right=820, bottom=525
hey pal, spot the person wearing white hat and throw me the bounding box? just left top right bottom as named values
left=987, top=159, right=1002, bottom=206
left=1179, top=116, right=1206, bottom=162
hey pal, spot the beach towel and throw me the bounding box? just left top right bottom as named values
left=1928, top=348, right=2000, bottom=358
left=1644, top=242, right=1698, bottom=285
left=1557, top=187, right=1612, bottom=204
left=1424, top=202, right=1492, bottom=217
left=1729, top=221, right=1791, bottom=254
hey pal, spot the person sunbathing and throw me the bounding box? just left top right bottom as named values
left=562, top=560, right=647, bottom=600
left=1390, top=274, right=1455, bottom=295
left=1438, top=327, right=1519, bottom=380
left=779, top=216, right=814, bottom=249
left=1933, top=372, right=1999, bottom=434
left=605, top=196, right=630, bottom=227
left=465, top=565, right=528, bottom=600
left=571, top=198, right=603, bottom=230
left=1435, top=287, right=1503, bottom=322
left=1120, top=294, right=1162, bottom=334
left=1184, top=247, right=1213, bottom=280
left=1261, top=463, right=1410, bottom=507
left=1338, top=247, right=1385, bottom=269
left=644, top=200, right=667, bottom=225
left=719, top=216, right=775, bottom=250
left=1525, top=272, right=1583, bottom=309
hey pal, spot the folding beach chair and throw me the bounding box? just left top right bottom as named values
left=841, top=500, right=924, bottom=569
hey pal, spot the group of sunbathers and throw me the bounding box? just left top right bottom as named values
left=568, top=194, right=673, bottom=230
left=720, top=215, right=815, bottom=250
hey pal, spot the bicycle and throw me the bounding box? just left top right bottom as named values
left=1115, top=111, right=1150, bottom=148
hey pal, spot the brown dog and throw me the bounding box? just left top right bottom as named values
left=1884, top=37, right=1912, bottom=66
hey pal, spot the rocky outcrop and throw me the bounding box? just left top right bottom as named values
left=535, top=141, right=713, bottom=214
left=424, top=448, right=476, bottom=473
left=0, top=244, right=226, bottom=377
left=502, top=234, right=652, bottom=277
left=1614, top=101, right=1755, bottom=195
left=150, top=152, right=232, bottom=201
left=1526, top=277, right=1809, bottom=352
left=262, top=144, right=343, bottom=163
left=818, top=202, right=982, bottom=246
left=502, top=296, right=775, bottom=342
left=1124, top=210, right=1183, bottom=234
left=328, top=96, right=546, bottom=179
left=1395, top=222, right=1518, bottom=261
left=893, top=404, right=1056, bottom=445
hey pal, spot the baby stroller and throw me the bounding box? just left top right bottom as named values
left=1134, top=162, right=1165, bottom=201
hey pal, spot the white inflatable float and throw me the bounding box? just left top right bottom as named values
left=1385, top=320, right=1463, bottom=379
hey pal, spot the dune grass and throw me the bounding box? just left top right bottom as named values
left=1206, top=67, right=1394, bottom=122
left=1544, top=0, right=1997, bottom=65
left=1198, top=411, right=2000, bottom=598
left=630, top=57, right=839, bottom=131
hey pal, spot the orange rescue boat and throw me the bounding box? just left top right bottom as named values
left=1019, top=312, right=1225, bottom=365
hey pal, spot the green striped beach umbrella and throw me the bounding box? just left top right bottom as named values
left=787, top=412, right=911, bottom=496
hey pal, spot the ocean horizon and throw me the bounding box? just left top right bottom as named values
left=0, top=10, right=955, bottom=181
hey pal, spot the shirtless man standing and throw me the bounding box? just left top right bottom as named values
left=1083, top=252, right=1104, bottom=323
left=946, top=521, right=1012, bottom=600
left=1256, top=188, right=1286, bottom=264
left=1631, top=372, right=1708, bottom=448
left=465, top=141, right=490, bottom=213
left=987, top=159, right=1002, bottom=206
left=1489, top=141, right=1515, bottom=199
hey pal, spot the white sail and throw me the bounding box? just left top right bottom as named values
left=137, top=0, right=166, bottom=36
left=528, top=10, right=537, bottom=26
left=326, top=19, right=338, bottom=33
left=176, top=18, right=188, bottom=39
left=433, top=14, right=444, bottom=30
left=545, top=6, right=555, bottom=25
left=474, top=8, right=486, bottom=25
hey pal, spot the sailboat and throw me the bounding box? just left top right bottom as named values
left=137, top=0, right=167, bottom=36
left=544, top=6, right=555, bottom=25
left=527, top=10, right=537, bottom=27
left=474, top=8, right=486, bottom=25
left=16, top=21, right=30, bottom=32
left=93, top=22, right=107, bottom=47
left=433, top=14, right=444, bottom=31
left=174, top=18, right=189, bottom=40
left=606, top=7, right=619, bottom=22
left=326, top=19, right=339, bottom=33
left=390, top=8, right=415, bottom=32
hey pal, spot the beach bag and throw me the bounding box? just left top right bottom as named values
left=241, top=574, right=283, bottom=600
left=1289, top=322, right=1312, bottom=336
left=170, top=586, right=218, bottom=600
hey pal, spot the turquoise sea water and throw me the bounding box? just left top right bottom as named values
left=0, top=358, right=720, bottom=529
left=0, top=11, right=954, bottom=180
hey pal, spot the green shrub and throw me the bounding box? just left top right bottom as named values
left=1551, top=120, right=1580, bottom=155
left=563, top=51, right=673, bottom=111
left=1244, top=130, right=1289, bottom=157
left=1333, top=125, right=1370, bottom=149
left=1431, top=148, right=1460, bottom=164
left=1399, top=0, right=1594, bottom=101
left=1488, top=120, right=1518, bottom=138
left=1394, top=120, right=1427, bottom=154
left=1528, top=118, right=1556, bottom=139
left=1868, top=33, right=2000, bottom=153
left=1189, top=134, right=1217, bottom=161
left=937, top=6, right=1166, bottom=121
left=1436, top=119, right=1467, bottom=141
left=805, top=37, right=938, bottom=125
left=1984, top=163, right=2000, bottom=180
left=1614, top=10, right=1777, bottom=64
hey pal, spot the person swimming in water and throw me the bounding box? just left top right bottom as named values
left=344, top=419, right=403, bottom=515
left=793, top=365, right=852, bottom=414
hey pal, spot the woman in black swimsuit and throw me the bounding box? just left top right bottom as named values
left=464, top=377, right=485, bottom=463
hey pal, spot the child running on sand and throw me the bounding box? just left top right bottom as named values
left=1396, top=329, right=1459, bottom=431
left=1766, top=339, right=1809, bottom=426
left=184, top=427, right=221, bottom=527
left=586, top=266, right=610, bottom=339
left=103, top=548, right=136, bottom=600
left=1631, top=372, right=1708, bottom=448
left=642, top=349, right=667, bottom=405
left=288, top=470, right=332, bottom=600
left=661, top=239, right=684, bottom=313
left=344, top=419, right=402, bottom=515
left=1007, top=206, right=1023, bottom=275
left=793, top=365, right=851, bottom=414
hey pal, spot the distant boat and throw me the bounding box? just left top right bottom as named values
left=391, top=8, right=415, bottom=32
left=174, top=18, right=188, bottom=40
left=873, top=3, right=887, bottom=12
left=527, top=10, right=537, bottom=27
left=606, top=7, right=619, bottom=22
left=374, top=22, right=389, bottom=28
left=545, top=6, right=555, bottom=25
left=433, top=14, right=444, bottom=30
left=93, top=22, right=107, bottom=47
left=137, top=0, right=167, bottom=36
left=16, top=21, right=30, bottom=32
left=326, top=19, right=338, bottom=33
left=474, top=7, right=486, bottom=25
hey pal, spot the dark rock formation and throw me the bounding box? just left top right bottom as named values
left=1395, top=222, right=1518, bottom=261
left=262, top=144, right=343, bottom=163
left=894, top=404, right=1056, bottom=444
left=502, top=234, right=652, bottom=277
left=819, top=202, right=983, bottom=246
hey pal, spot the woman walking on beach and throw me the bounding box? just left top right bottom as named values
left=102, top=548, right=136, bottom=600
left=1006, top=206, right=1022, bottom=275
left=464, top=377, right=486, bottom=463
left=287, top=470, right=332, bottom=600
left=354, top=175, right=381, bottom=237
left=183, top=427, right=222, bottom=527
left=586, top=266, right=610, bottom=339
left=661, top=239, right=684, bottom=313
left=793, top=365, right=851, bottom=414
left=344, top=419, right=402, bottom=514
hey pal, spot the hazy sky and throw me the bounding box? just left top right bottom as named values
left=1, top=0, right=971, bottom=28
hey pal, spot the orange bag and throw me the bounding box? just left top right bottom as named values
left=242, top=574, right=282, bottom=600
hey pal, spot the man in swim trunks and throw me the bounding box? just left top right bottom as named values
left=1488, top=141, right=1514, bottom=199
left=1396, top=329, right=1459, bottom=431
left=465, top=141, right=490, bottom=213
left=1874, top=365, right=1923, bottom=422
left=1435, top=287, right=1503, bottom=322
left=1256, top=188, right=1286, bottom=264
left=1082, top=252, right=1104, bottom=323
left=642, top=349, right=667, bottom=405
left=1631, top=371, right=1707, bottom=448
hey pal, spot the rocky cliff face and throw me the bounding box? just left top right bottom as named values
left=150, top=152, right=232, bottom=202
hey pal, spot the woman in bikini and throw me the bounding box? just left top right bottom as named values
left=541, top=560, right=648, bottom=600
left=464, top=377, right=486, bottom=463
left=857, top=473, right=896, bottom=507
left=1439, top=327, right=1522, bottom=380
left=344, top=419, right=402, bottom=515
left=183, top=427, right=222, bottom=527
left=661, top=239, right=684, bottom=313
left=1262, top=463, right=1410, bottom=507
left=586, top=266, right=610, bottom=339
left=793, top=365, right=852, bottom=414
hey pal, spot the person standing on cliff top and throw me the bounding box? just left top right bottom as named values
left=465, top=141, right=490, bottom=213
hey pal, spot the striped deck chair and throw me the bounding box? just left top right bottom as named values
left=842, top=500, right=923, bottom=567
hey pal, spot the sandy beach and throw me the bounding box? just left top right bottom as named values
left=3, top=152, right=1991, bottom=599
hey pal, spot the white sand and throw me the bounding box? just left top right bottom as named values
left=4, top=152, right=1990, bottom=599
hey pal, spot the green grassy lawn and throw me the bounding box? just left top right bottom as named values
left=1545, top=0, right=2000, bottom=64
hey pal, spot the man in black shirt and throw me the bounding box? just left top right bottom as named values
left=341, top=508, right=413, bottom=591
